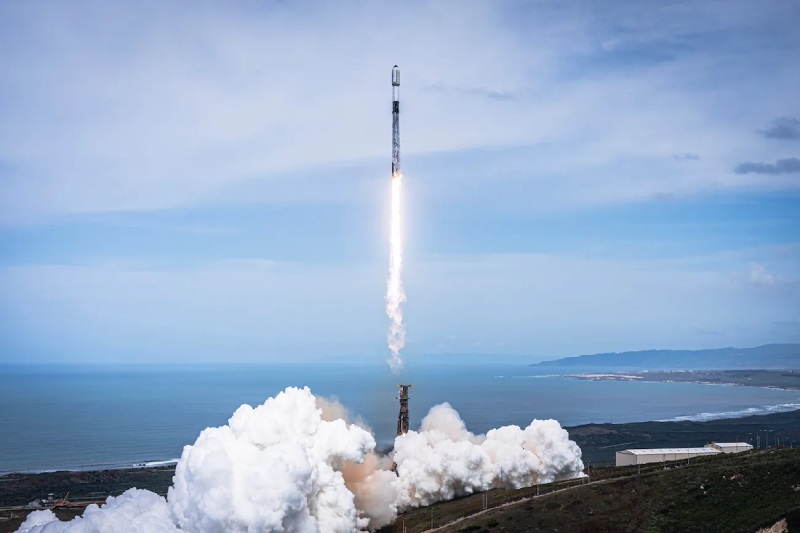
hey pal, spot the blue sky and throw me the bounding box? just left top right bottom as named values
left=0, top=0, right=798, bottom=363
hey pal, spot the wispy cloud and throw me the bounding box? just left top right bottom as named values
left=2, top=1, right=800, bottom=363
left=3, top=246, right=798, bottom=362
left=1, top=1, right=799, bottom=222
left=773, top=319, right=800, bottom=330
left=422, top=83, right=516, bottom=101
left=749, top=263, right=777, bottom=286
left=758, top=117, right=800, bottom=140
left=734, top=157, right=800, bottom=175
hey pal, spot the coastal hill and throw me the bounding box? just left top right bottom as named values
left=533, top=343, right=800, bottom=370
left=383, top=448, right=800, bottom=533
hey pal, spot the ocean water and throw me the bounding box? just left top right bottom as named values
left=1, top=363, right=798, bottom=474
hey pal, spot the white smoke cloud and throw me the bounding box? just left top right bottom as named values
left=16, top=489, right=178, bottom=533
left=17, top=387, right=583, bottom=533
left=392, top=403, right=584, bottom=509
left=168, top=387, right=374, bottom=532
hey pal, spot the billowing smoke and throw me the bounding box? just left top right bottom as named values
left=15, top=489, right=178, bottom=533
left=167, top=388, right=375, bottom=532
left=17, top=387, right=583, bottom=533
left=394, top=404, right=585, bottom=508
left=385, top=175, right=406, bottom=372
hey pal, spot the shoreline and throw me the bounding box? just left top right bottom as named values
left=563, top=369, right=800, bottom=391
left=1, top=409, right=797, bottom=531
left=3, top=369, right=798, bottom=476
left=568, top=406, right=800, bottom=464
left=0, top=459, right=180, bottom=478
left=2, top=408, right=799, bottom=480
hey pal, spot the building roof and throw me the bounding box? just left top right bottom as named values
left=618, top=448, right=721, bottom=455
left=711, top=442, right=751, bottom=447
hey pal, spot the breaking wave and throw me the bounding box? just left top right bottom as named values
left=659, top=402, right=800, bottom=422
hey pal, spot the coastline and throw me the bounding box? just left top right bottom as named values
left=1, top=408, right=798, bottom=532
left=568, top=407, right=800, bottom=464
left=564, top=369, right=800, bottom=391
left=2, top=369, right=797, bottom=477
left=0, top=459, right=180, bottom=478
left=2, top=408, right=798, bottom=485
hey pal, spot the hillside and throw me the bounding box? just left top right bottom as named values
left=568, top=408, right=800, bottom=465
left=2, top=413, right=799, bottom=532
left=381, top=449, right=800, bottom=533
left=533, top=344, right=800, bottom=370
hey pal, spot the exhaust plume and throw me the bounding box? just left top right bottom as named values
left=17, top=387, right=584, bottom=533
left=393, top=403, right=585, bottom=508
left=385, top=174, right=406, bottom=371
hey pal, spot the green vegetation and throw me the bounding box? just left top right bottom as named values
left=569, top=408, right=800, bottom=464
left=2, top=450, right=798, bottom=532
left=571, top=369, right=800, bottom=390
left=378, top=449, right=800, bottom=533
left=2, top=413, right=799, bottom=532
left=0, top=466, right=174, bottom=507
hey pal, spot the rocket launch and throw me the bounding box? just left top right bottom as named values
left=391, top=65, right=400, bottom=177
left=386, top=65, right=406, bottom=371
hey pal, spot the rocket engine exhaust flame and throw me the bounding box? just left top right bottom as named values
left=386, top=65, right=406, bottom=372
left=386, top=174, right=406, bottom=371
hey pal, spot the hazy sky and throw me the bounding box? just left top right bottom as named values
left=1, top=0, right=798, bottom=363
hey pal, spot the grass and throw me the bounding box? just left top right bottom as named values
left=378, top=449, right=800, bottom=533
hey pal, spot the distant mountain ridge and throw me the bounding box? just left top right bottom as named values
left=533, top=344, right=800, bottom=370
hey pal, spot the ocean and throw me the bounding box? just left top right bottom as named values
left=1, top=362, right=798, bottom=474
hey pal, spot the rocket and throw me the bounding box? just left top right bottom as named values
left=392, top=65, right=401, bottom=178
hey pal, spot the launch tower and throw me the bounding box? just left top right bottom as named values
left=396, top=384, right=412, bottom=436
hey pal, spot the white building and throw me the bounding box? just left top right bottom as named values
left=706, top=442, right=753, bottom=453
left=616, top=447, right=721, bottom=466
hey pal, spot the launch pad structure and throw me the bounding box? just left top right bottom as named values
left=391, top=384, right=413, bottom=475
left=396, top=384, right=412, bottom=436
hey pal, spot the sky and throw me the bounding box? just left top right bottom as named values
left=0, top=0, right=798, bottom=364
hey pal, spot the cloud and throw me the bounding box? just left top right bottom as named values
left=758, top=117, right=800, bottom=140
left=422, top=83, right=516, bottom=101
left=1, top=0, right=799, bottom=221
left=749, top=263, right=777, bottom=286
left=673, top=153, right=700, bottom=160
left=748, top=263, right=798, bottom=292
left=773, top=319, right=800, bottom=330
left=4, top=245, right=798, bottom=363
left=734, top=157, right=800, bottom=175
left=691, top=326, right=721, bottom=336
